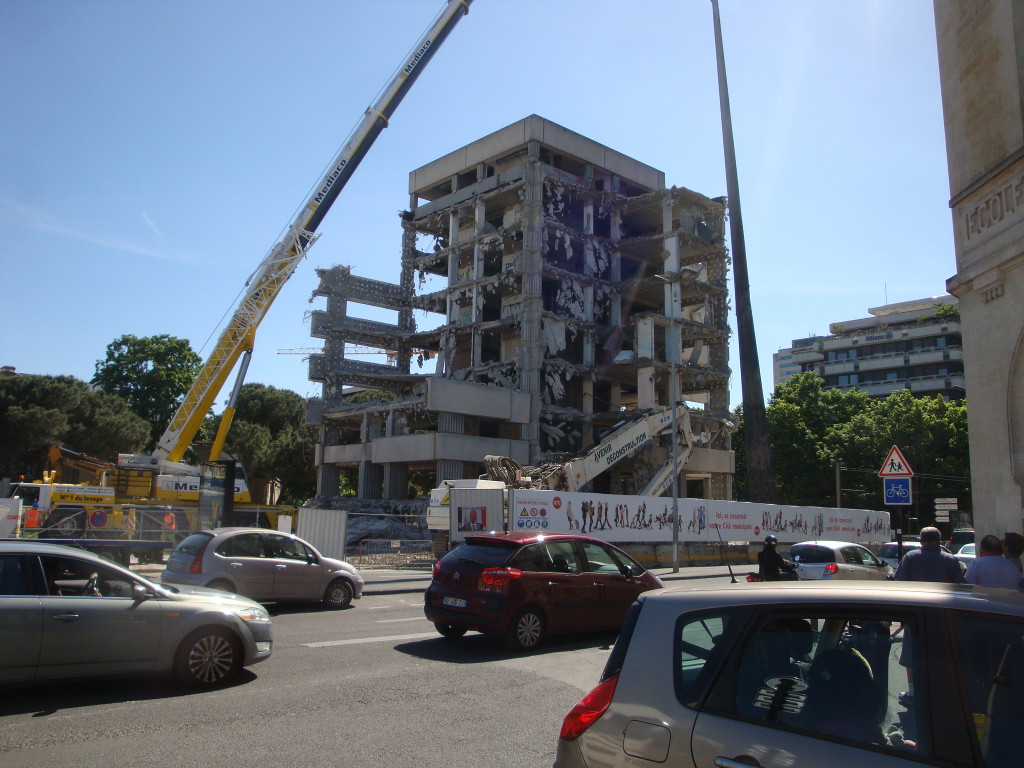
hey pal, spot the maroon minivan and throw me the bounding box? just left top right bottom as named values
left=424, top=533, right=662, bottom=650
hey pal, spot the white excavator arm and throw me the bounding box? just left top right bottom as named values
left=484, top=403, right=700, bottom=494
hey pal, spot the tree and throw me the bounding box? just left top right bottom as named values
left=91, top=334, right=203, bottom=447
left=0, top=374, right=150, bottom=479
left=733, top=373, right=970, bottom=519
left=220, top=384, right=318, bottom=505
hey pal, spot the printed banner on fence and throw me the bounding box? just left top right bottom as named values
left=507, top=490, right=890, bottom=544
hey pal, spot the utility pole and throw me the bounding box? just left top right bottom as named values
left=670, top=364, right=680, bottom=573
left=711, top=0, right=777, bottom=503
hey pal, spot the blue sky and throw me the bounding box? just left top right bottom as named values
left=0, top=0, right=953, bottom=410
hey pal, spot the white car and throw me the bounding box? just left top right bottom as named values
left=788, top=540, right=893, bottom=580
left=955, top=542, right=977, bottom=567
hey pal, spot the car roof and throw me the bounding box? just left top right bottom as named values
left=644, top=580, right=1024, bottom=616
left=790, top=540, right=867, bottom=549
left=204, top=527, right=284, bottom=536
left=461, top=532, right=610, bottom=546
left=0, top=540, right=118, bottom=562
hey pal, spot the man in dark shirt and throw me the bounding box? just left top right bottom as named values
left=893, top=526, right=963, bottom=583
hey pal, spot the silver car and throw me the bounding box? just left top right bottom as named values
left=789, top=540, right=893, bottom=580
left=555, top=581, right=1024, bottom=768
left=955, top=542, right=977, bottom=567
left=877, top=541, right=923, bottom=569
left=162, top=528, right=363, bottom=608
left=0, top=541, right=272, bottom=688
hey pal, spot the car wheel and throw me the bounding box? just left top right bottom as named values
left=322, top=578, right=354, bottom=609
left=49, top=507, right=85, bottom=538
left=206, top=580, right=234, bottom=593
left=435, top=623, right=467, bottom=640
left=505, top=606, right=545, bottom=651
left=173, top=627, right=242, bottom=688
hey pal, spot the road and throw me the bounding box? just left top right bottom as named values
left=0, top=571, right=738, bottom=768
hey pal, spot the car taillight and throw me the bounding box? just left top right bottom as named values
left=479, top=567, right=523, bottom=586
left=188, top=544, right=207, bottom=574
left=432, top=561, right=442, bottom=581
left=560, top=675, right=618, bottom=741
left=824, top=563, right=839, bottom=576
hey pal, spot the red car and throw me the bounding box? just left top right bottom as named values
left=423, top=532, right=663, bottom=650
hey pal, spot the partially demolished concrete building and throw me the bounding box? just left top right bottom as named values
left=306, top=115, right=735, bottom=502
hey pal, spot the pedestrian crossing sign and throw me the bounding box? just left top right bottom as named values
left=878, top=445, right=913, bottom=477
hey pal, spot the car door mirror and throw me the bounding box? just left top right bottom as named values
left=132, top=584, right=150, bottom=602
left=618, top=564, right=633, bottom=579
left=306, top=552, right=318, bottom=564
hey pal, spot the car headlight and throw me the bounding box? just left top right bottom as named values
left=235, top=606, right=271, bottom=624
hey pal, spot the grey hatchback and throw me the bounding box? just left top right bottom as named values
left=555, top=581, right=1024, bottom=768
left=0, top=541, right=272, bottom=688
left=162, top=528, right=364, bottom=608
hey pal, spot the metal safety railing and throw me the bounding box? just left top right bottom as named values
left=345, top=538, right=434, bottom=569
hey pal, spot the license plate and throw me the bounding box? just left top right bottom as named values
left=442, top=596, right=467, bottom=608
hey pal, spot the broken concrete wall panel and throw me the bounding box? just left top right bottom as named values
left=542, top=317, right=568, bottom=357
left=551, top=277, right=587, bottom=320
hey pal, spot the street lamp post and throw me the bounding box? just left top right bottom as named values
left=670, top=362, right=680, bottom=573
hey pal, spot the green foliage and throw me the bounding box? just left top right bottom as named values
left=221, top=384, right=318, bottom=505
left=91, top=334, right=202, bottom=447
left=931, top=303, right=960, bottom=322
left=0, top=374, right=149, bottom=479
left=734, top=373, right=970, bottom=517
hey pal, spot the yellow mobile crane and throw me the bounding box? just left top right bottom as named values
left=5, top=2, right=474, bottom=556
left=117, top=0, right=474, bottom=487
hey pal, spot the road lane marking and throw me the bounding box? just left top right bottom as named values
left=302, top=631, right=437, bottom=647
left=376, top=617, right=429, bottom=624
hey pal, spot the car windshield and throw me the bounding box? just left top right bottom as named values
left=789, top=545, right=835, bottom=564
left=441, top=540, right=519, bottom=568
left=877, top=544, right=899, bottom=558
left=174, top=532, right=213, bottom=555
left=959, top=543, right=975, bottom=555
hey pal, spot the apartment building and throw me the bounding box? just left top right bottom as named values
left=304, top=116, right=735, bottom=502
left=773, top=296, right=964, bottom=399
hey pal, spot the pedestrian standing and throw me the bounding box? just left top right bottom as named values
left=891, top=526, right=963, bottom=705
left=893, top=526, right=964, bottom=583
left=1002, top=531, right=1024, bottom=574
left=965, top=535, right=1023, bottom=588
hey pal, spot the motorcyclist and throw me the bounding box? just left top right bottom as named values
left=758, top=535, right=797, bottom=581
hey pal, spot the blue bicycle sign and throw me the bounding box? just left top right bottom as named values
left=884, top=477, right=912, bottom=506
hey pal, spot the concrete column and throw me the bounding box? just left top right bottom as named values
left=357, top=414, right=385, bottom=499
left=637, top=365, right=656, bottom=409
left=383, top=463, right=409, bottom=500
left=315, top=425, right=339, bottom=498
left=472, top=327, right=482, bottom=367
left=609, top=382, right=622, bottom=410
left=446, top=209, right=460, bottom=325
left=435, top=459, right=464, bottom=486
left=521, top=141, right=545, bottom=462
left=435, top=411, right=466, bottom=486
left=398, top=219, right=416, bottom=373
left=438, top=412, right=464, bottom=434
left=582, top=378, right=594, bottom=446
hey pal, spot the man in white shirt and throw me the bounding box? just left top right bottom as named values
left=965, top=535, right=1023, bottom=589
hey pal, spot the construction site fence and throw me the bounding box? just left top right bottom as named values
left=22, top=504, right=288, bottom=543
left=341, top=511, right=433, bottom=569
